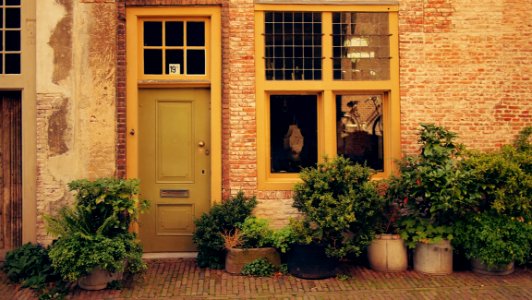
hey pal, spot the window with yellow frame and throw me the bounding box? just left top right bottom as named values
left=255, top=3, right=400, bottom=190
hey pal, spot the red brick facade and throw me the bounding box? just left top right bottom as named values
left=116, top=0, right=531, bottom=200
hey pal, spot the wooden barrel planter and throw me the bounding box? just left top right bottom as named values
left=287, top=244, right=338, bottom=279
left=414, top=240, right=453, bottom=275
left=471, top=259, right=514, bottom=276
left=225, top=247, right=281, bottom=275
left=367, top=234, right=408, bottom=272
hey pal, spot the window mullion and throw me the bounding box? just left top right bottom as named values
left=322, top=12, right=333, bottom=86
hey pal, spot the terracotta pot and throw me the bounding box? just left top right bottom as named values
left=287, top=244, right=338, bottom=279
left=414, top=240, right=453, bottom=275
left=225, top=247, right=281, bottom=275
left=78, top=267, right=112, bottom=290
left=471, top=259, right=514, bottom=276
left=368, top=234, right=408, bottom=272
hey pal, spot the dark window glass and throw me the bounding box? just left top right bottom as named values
left=0, top=10, right=3, bottom=29
left=6, top=0, right=21, bottom=5
left=5, top=8, right=20, bottom=28
left=0, top=55, right=3, bottom=72
left=165, top=49, right=183, bottom=75
left=186, top=22, right=205, bottom=46
left=5, top=30, right=19, bottom=51
left=265, top=12, right=322, bottom=80
left=270, top=95, right=317, bottom=173
left=336, top=95, right=383, bottom=171
left=165, top=21, right=184, bottom=46
left=186, top=50, right=205, bottom=75
left=144, top=49, right=162, bottom=74
left=143, top=22, right=162, bottom=46
left=5, top=53, right=20, bottom=73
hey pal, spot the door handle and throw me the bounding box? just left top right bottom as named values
left=198, top=140, right=206, bottom=147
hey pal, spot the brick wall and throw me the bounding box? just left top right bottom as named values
left=113, top=0, right=531, bottom=227
left=399, top=0, right=531, bottom=154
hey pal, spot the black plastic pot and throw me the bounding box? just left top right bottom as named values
left=287, top=243, right=338, bottom=279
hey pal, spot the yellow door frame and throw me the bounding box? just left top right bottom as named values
left=126, top=7, right=222, bottom=204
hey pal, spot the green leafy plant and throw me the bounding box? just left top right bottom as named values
left=239, top=217, right=275, bottom=248
left=240, top=258, right=276, bottom=277
left=388, top=124, right=479, bottom=248
left=45, top=178, right=148, bottom=284
left=3, top=243, right=58, bottom=290
left=193, top=191, right=257, bottom=269
left=453, top=213, right=531, bottom=267
left=292, top=156, right=384, bottom=258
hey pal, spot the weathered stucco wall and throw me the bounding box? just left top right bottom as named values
left=35, top=0, right=117, bottom=243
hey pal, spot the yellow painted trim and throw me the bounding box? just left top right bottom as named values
left=255, top=7, right=400, bottom=190
left=126, top=6, right=222, bottom=206
left=255, top=4, right=399, bottom=12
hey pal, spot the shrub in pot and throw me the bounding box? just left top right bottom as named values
left=45, top=178, right=148, bottom=290
left=453, top=127, right=532, bottom=274
left=389, top=124, right=479, bottom=275
left=290, top=156, right=383, bottom=278
left=192, top=191, right=257, bottom=269
left=453, top=213, right=531, bottom=275
left=223, top=216, right=281, bottom=275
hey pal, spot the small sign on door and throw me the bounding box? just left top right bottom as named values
left=169, top=64, right=180, bottom=75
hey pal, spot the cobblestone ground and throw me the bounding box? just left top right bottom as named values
left=2, top=259, right=531, bottom=300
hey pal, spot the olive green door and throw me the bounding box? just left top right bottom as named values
left=138, top=88, right=210, bottom=252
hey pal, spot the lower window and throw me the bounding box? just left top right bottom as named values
left=336, top=94, right=383, bottom=171
left=270, top=95, right=318, bottom=173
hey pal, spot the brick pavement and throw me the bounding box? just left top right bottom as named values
left=1, top=258, right=531, bottom=300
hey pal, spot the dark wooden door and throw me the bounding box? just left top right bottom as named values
left=0, top=91, right=22, bottom=259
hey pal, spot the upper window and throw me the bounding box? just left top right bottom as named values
left=265, top=12, right=322, bottom=80
left=1, top=0, right=21, bottom=74
left=142, top=19, right=207, bottom=78
left=332, top=12, right=389, bottom=80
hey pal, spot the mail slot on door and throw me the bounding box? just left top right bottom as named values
left=160, top=189, right=190, bottom=198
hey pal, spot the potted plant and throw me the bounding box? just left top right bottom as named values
left=389, top=124, right=478, bottom=275
left=45, top=178, right=149, bottom=290
left=223, top=216, right=281, bottom=275
left=289, top=156, right=383, bottom=279
left=192, top=191, right=257, bottom=269
left=367, top=181, right=408, bottom=272
left=452, top=127, right=532, bottom=274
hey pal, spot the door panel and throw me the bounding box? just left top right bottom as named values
left=0, top=92, right=22, bottom=259
left=139, top=88, right=210, bottom=252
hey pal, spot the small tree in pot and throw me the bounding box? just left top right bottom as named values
left=389, top=124, right=479, bottom=275
left=290, top=156, right=383, bottom=278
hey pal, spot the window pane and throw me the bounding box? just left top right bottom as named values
left=6, top=0, right=21, bottom=5
left=144, top=49, right=162, bottom=74
left=187, top=22, right=205, bottom=46
left=165, top=49, right=183, bottom=75
left=270, top=95, right=317, bottom=173
left=144, top=22, right=162, bottom=46
left=5, top=53, right=20, bottom=73
left=186, top=49, right=205, bottom=75
left=5, top=30, right=20, bottom=51
left=265, top=12, right=322, bottom=80
left=165, top=22, right=184, bottom=46
left=5, top=8, right=20, bottom=28
left=332, top=12, right=390, bottom=80
left=336, top=94, right=383, bottom=171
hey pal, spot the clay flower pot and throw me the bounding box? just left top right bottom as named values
left=225, top=247, right=281, bottom=275
left=414, top=240, right=453, bottom=275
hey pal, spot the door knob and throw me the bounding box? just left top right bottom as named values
left=198, top=141, right=206, bottom=147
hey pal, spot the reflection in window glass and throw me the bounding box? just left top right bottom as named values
left=336, top=94, right=383, bottom=170
left=332, top=12, right=389, bottom=80
left=270, top=95, right=317, bottom=173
